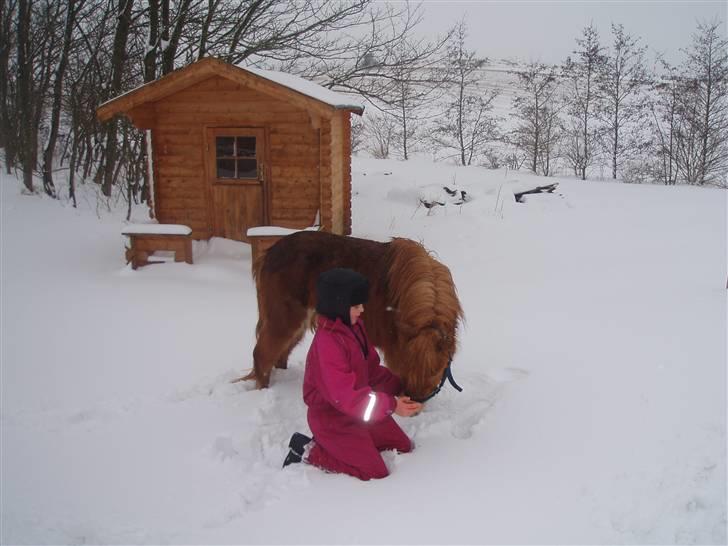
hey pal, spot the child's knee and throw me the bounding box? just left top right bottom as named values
left=357, top=459, right=389, bottom=480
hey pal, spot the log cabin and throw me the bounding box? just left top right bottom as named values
left=97, top=57, right=364, bottom=255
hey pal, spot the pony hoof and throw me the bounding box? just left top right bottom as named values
left=231, top=370, right=257, bottom=384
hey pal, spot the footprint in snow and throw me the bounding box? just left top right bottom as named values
left=406, top=367, right=528, bottom=441
left=487, top=366, right=530, bottom=383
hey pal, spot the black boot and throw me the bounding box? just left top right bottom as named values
left=282, top=432, right=312, bottom=468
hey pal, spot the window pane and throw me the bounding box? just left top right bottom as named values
left=217, top=158, right=236, bottom=178
left=236, top=136, right=256, bottom=158
left=237, top=159, right=257, bottom=178
left=216, top=137, right=234, bottom=157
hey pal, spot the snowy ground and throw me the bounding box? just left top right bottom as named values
left=1, top=157, right=726, bottom=544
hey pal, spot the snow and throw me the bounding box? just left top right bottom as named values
left=246, top=226, right=320, bottom=237
left=121, top=223, right=192, bottom=235
left=144, top=129, right=155, bottom=214
left=242, top=66, right=365, bottom=112
left=1, top=157, right=726, bottom=544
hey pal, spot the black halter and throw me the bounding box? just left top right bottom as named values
left=411, top=357, right=463, bottom=403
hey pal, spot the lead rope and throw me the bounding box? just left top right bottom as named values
left=411, top=358, right=462, bottom=403
left=445, top=363, right=463, bottom=392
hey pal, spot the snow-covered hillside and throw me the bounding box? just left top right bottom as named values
left=1, top=157, right=726, bottom=544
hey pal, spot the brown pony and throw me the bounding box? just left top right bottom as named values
left=240, top=231, right=463, bottom=401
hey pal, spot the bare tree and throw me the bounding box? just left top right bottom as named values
left=539, top=101, right=564, bottom=176
left=42, top=0, right=85, bottom=197
left=598, top=23, right=649, bottom=180
left=562, top=23, right=606, bottom=180
left=98, top=0, right=134, bottom=197
left=676, top=18, right=728, bottom=185
left=15, top=0, right=35, bottom=191
left=0, top=0, right=17, bottom=171
left=12, top=0, right=61, bottom=190
left=650, top=59, right=680, bottom=185
left=432, top=20, right=499, bottom=166
left=382, top=35, right=450, bottom=160
left=511, top=61, right=562, bottom=175
left=190, top=0, right=375, bottom=69
left=364, top=111, right=397, bottom=159
left=350, top=115, right=365, bottom=154
left=300, top=2, right=452, bottom=129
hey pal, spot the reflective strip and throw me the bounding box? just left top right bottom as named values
left=363, top=393, right=377, bottom=422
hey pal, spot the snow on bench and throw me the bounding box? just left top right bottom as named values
left=246, top=225, right=321, bottom=271
left=245, top=225, right=320, bottom=237
left=122, top=224, right=192, bottom=236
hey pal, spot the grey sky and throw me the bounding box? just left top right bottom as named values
left=412, top=1, right=726, bottom=65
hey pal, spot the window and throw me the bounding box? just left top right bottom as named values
left=216, top=136, right=257, bottom=179
left=207, top=128, right=264, bottom=184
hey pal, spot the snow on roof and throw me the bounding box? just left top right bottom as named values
left=242, top=66, right=364, bottom=112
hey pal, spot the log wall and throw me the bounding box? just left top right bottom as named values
left=342, top=111, right=353, bottom=235
left=329, top=113, right=344, bottom=235
left=319, top=119, right=332, bottom=232
left=151, top=75, right=324, bottom=240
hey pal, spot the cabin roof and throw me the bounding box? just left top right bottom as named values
left=97, top=57, right=364, bottom=122
left=242, top=66, right=364, bottom=111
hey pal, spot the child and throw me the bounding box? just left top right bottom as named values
left=283, top=267, right=422, bottom=480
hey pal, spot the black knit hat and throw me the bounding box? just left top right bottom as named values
left=315, top=268, right=369, bottom=326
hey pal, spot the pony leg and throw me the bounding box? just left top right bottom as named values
left=248, top=306, right=308, bottom=388
left=230, top=319, right=279, bottom=387
left=274, top=321, right=307, bottom=369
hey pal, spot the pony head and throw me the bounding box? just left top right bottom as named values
left=381, top=239, right=463, bottom=401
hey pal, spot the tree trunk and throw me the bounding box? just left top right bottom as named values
left=161, top=0, right=193, bottom=75
left=0, top=0, right=16, bottom=170
left=68, top=126, right=78, bottom=208
left=16, top=0, right=35, bottom=192
left=699, top=52, right=712, bottom=185
left=582, top=99, right=589, bottom=180
left=197, top=0, right=218, bottom=59
left=612, top=105, right=619, bottom=179
left=532, top=95, right=539, bottom=173
left=143, top=0, right=159, bottom=83
left=457, top=72, right=466, bottom=166
left=42, top=0, right=79, bottom=198
left=100, top=0, right=133, bottom=197
left=401, top=91, right=409, bottom=160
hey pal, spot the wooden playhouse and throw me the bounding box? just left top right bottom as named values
left=97, top=57, right=363, bottom=266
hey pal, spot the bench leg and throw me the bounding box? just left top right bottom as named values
left=185, top=238, right=193, bottom=264
left=126, top=246, right=145, bottom=270
left=132, top=250, right=149, bottom=269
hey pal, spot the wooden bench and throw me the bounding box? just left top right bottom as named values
left=122, top=224, right=193, bottom=270
left=246, top=225, right=320, bottom=271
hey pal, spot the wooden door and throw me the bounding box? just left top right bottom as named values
left=205, top=127, right=268, bottom=242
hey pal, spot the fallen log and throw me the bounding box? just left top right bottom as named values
left=513, top=183, right=559, bottom=203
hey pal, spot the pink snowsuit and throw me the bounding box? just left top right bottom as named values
left=303, top=315, right=413, bottom=480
